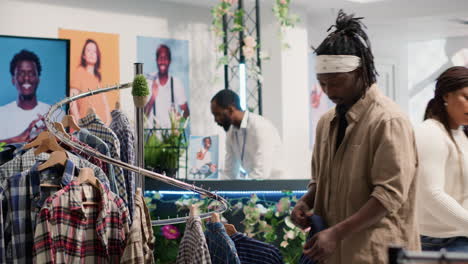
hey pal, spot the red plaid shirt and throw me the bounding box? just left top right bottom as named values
left=33, top=179, right=129, bottom=263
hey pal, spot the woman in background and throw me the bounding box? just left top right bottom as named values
left=70, top=38, right=111, bottom=125
left=416, top=66, right=468, bottom=252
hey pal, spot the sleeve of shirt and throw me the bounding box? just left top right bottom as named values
left=224, top=134, right=240, bottom=179
left=415, top=123, right=468, bottom=230
left=247, top=124, right=275, bottom=179
left=370, top=117, right=418, bottom=214
left=33, top=207, right=55, bottom=264
left=174, top=77, right=187, bottom=106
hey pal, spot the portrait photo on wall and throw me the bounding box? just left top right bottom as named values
left=409, top=35, right=468, bottom=124
left=0, top=35, right=69, bottom=144
left=188, top=135, right=219, bottom=180
left=309, top=53, right=334, bottom=149
left=137, top=36, right=190, bottom=129
left=59, top=29, right=120, bottom=126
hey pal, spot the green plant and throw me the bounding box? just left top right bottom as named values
left=0, top=142, right=6, bottom=152
left=132, top=74, right=149, bottom=96
left=273, top=0, right=301, bottom=49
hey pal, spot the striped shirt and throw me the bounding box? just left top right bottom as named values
left=0, top=160, right=76, bottom=263
left=110, top=110, right=136, bottom=219
left=205, top=222, right=240, bottom=264
left=33, top=178, right=129, bottom=263
left=79, top=113, right=128, bottom=207
left=177, top=216, right=212, bottom=264
left=230, top=232, right=284, bottom=264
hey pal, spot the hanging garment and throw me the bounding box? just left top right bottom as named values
left=205, top=222, right=241, bottom=264
left=79, top=113, right=128, bottom=206
left=0, top=160, right=76, bottom=263
left=230, top=232, right=284, bottom=264
left=121, top=192, right=155, bottom=264
left=0, top=148, right=110, bottom=189
left=33, top=178, right=130, bottom=263
left=73, top=128, right=119, bottom=196
left=110, top=110, right=136, bottom=219
left=176, top=216, right=212, bottom=264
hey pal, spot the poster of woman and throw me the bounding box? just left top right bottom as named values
left=59, top=29, right=120, bottom=126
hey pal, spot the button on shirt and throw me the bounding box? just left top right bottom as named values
left=205, top=222, right=240, bottom=264
left=33, top=179, right=130, bottom=263
left=79, top=113, right=128, bottom=206
left=224, top=111, right=285, bottom=179
left=0, top=160, right=76, bottom=263
left=230, top=232, right=283, bottom=264
left=176, top=216, right=211, bottom=264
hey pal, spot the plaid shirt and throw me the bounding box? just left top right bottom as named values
left=79, top=113, right=128, bottom=207
left=0, top=143, right=25, bottom=166
left=121, top=193, right=154, bottom=264
left=110, top=110, right=136, bottom=219
left=177, top=216, right=212, bottom=264
left=230, top=232, right=284, bottom=264
left=0, top=160, right=76, bottom=263
left=205, top=222, right=240, bottom=264
left=73, top=129, right=119, bottom=196
left=33, top=179, right=129, bottom=263
left=0, top=148, right=110, bottom=190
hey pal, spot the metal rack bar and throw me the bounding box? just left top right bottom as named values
left=43, top=83, right=229, bottom=226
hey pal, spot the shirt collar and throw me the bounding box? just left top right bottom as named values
left=79, top=113, right=104, bottom=127
left=331, top=84, right=380, bottom=124
left=240, top=111, right=249, bottom=129
left=30, top=159, right=76, bottom=207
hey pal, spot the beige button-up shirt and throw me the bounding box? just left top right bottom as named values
left=311, top=85, right=420, bottom=263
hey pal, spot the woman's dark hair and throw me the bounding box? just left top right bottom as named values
left=424, top=66, right=468, bottom=139
left=80, top=39, right=102, bottom=81
left=315, top=10, right=378, bottom=90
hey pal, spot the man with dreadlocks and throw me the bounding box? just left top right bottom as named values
left=291, top=10, right=420, bottom=263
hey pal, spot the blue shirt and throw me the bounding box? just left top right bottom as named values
left=230, top=232, right=284, bottom=264
left=205, top=222, right=241, bottom=264
left=0, top=159, right=76, bottom=263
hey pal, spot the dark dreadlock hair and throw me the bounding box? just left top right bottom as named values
left=315, top=10, right=378, bottom=89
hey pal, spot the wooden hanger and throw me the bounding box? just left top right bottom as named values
left=136, top=187, right=142, bottom=196
left=53, top=122, right=71, bottom=139
left=115, top=101, right=121, bottom=110
left=211, top=212, right=220, bottom=223
left=87, top=107, right=96, bottom=116
left=38, top=150, right=68, bottom=188
left=224, top=223, right=238, bottom=236
left=77, top=167, right=100, bottom=206
left=23, top=131, right=50, bottom=150
left=34, top=137, right=66, bottom=156
left=61, top=115, right=80, bottom=131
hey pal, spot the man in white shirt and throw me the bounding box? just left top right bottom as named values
left=144, top=44, right=189, bottom=128
left=210, top=89, right=285, bottom=179
left=0, top=50, right=58, bottom=143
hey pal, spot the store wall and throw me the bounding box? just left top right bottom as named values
left=0, top=0, right=221, bottom=138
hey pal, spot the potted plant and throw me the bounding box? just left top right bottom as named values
left=132, top=74, right=149, bottom=107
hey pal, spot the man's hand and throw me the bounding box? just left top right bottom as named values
left=303, top=227, right=340, bottom=263
left=19, top=115, right=45, bottom=141
left=291, top=200, right=313, bottom=229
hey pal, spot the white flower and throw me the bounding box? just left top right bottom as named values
left=243, top=46, right=255, bottom=60
left=280, top=241, right=289, bottom=248
left=286, top=230, right=296, bottom=240
left=259, top=51, right=270, bottom=60
left=284, top=216, right=296, bottom=229
left=244, top=36, right=257, bottom=48
left=255, top=204, right=268, bottom=215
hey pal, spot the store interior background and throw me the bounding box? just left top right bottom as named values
left=1, top=0, right=467, bottom=181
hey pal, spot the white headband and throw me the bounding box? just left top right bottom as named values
left=315, top=55, right=361, bottom=74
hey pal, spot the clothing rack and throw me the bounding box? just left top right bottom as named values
left=43, top=83, right=229, bottom=226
